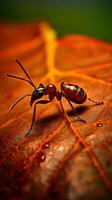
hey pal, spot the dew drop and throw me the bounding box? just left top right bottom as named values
left=58, top=145, right=64, bottom=152
left=42, top=142, right=50, bottom=149
left=96, top=123, right=103, bottom=127
left=38, top=151, right=46, bottom=163
left=91, top=140, right=95, bottom=144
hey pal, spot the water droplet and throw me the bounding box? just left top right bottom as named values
left=42, top=142, right=50, bottom=149
left=38, top=151, right=46, bottom=163
left=91, top=140, right=95, bottom=144
left=58, top=145, right=64, bottom=152
left=96, top=123, right=103, bottom=127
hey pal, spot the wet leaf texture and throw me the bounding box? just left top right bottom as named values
left=0, top=22, right=112, bottom=200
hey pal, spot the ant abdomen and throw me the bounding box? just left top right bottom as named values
left=61, top=82, right=87, bottom=104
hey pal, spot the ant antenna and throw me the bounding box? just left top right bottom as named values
left=7, top=58, right=37, bottom=90
left=6, top=74, right=35, bottom=89
left=9, top=94, right=31, bottom=111
left=14, top=59, right=36, bottom=90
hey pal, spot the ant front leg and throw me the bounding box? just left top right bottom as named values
left=25, top=99, right=51, bottom=137
left=88, top=97, right=104, bottom=105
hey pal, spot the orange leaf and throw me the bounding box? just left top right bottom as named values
left=0, top=22, right=112, bottom=200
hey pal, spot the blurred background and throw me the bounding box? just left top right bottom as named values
left=0, top=0, right=112, bottom=42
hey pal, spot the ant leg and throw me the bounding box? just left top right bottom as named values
left=88, top=98, right=104, bottom=105
left=60, top=99, right=66, bottom=116
left=60, top=91, right=86, bottom=123
left=25, top=99, right=51, bottom=137
left=60, top=99, right=71, bottom=125
left=60, top=98, right=86, bottom=123
left=9, top=94, right=31, bottom=111
left=65, top=98, right=86, bottom=123
left=25, top=102, right=37, bottom=137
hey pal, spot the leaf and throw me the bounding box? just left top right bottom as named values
left=0, top=22, right=112, bottom=200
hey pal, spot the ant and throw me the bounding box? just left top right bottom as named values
left=7, top=59, right=103, bottom=137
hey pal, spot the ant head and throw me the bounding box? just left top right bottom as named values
left=30, top=84, right=46, bottom=107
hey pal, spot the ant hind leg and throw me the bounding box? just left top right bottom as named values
left=67, top=99, right=86, bottom=123
left=88, top=98, right=104, bottom=105
left=60, top=98, right=86, bottom=124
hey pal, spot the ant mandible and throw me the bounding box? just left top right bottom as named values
left=7, top=59, right=103, bottom=137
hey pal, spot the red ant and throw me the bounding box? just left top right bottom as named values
left=7, top=59, right=103, bottom=137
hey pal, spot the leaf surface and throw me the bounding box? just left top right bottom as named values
left=0, top=22, right=112, bottom=200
